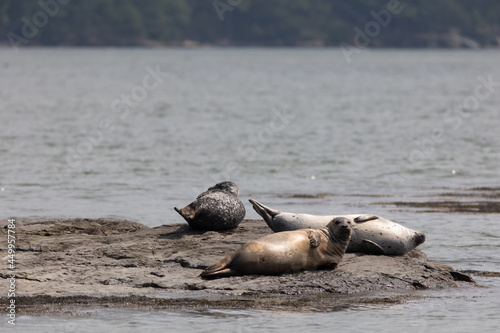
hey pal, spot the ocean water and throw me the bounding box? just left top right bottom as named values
left=1, top=47, right=500, bottom=332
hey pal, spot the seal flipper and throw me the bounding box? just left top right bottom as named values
left=249, top=199, right=282, bottom=227
left=353, top=215, right=379, bottom=223
left=174, top=204, right=196, bottom=222
left=200, top=267, right=239, bottom=279
left=360, top=239, right=386, bottom=255
left=200, top=255, right=239, bottom=279
left=307, top=230, right=321, bottom=248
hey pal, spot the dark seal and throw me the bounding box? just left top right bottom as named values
left=175, top=181, right=245, bottom=231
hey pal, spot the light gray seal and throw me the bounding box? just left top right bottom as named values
left=174, top=181, right=245, bottom=231
left=249, top=199, right=425, bottom=255
left=201, top=217, right=352, bottom=279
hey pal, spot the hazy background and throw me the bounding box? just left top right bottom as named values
left=1, top=0, right=499, bottom=48
left=2, top=2, right=500, bottom=332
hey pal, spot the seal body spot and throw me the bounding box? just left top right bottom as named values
left=249, top=199, right=425, bottom=255
left=175, top=181, right=245, bottom=231
left=201, top=218, right=352, bottom=279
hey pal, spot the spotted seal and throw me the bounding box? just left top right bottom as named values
left=249, top=199, right=425, bottom=255
left=174, top=181, right=245, bottom=231
left=201, top=217, right=352, bottom=279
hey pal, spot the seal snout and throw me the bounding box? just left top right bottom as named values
left=339, top=222, right=350, bottom=229
left=333, top=217, right=351, bottom=228
left=414, top=232, right=426, bottom=246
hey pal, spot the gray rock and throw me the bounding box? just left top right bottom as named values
left=0, top=218, right=477, bottom=313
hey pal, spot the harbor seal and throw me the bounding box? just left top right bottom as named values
left=249, top=199, right=425, bottom=255
left=201, top=217, right=352, bottom=279
left=174, top=181, right=245, bottom=231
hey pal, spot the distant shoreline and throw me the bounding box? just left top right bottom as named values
left=1, top=38, right=500, bottom=50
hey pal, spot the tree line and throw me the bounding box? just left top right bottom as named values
left=2, top=0, right=500, bottom=47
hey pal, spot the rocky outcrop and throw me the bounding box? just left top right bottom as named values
left=0, top=218, right=475, bottom=313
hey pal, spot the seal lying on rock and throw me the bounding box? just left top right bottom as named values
left=201, top=217, right=352, bottom=279
left=249, top=199, right=425, bottom=255
left=174, top=182, right=245, bottom=231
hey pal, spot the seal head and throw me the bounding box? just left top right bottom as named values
left=327, top=217, right=352, bottom=245
left=200, top=181, right=239, bottom=197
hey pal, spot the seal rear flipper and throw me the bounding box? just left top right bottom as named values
left=200, top=267, right=239, bottom=279
left=174, top=204, right=196, bottom=222
left=353, top=215, right=379, bottom=223
left=249, top=199, right=281, bottom=226
left=360, top=239, right=386, bottom=255
left=200, top=256, right=237, bottom=279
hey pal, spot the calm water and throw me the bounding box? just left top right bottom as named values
left=1, top=48, right=500, bottom=332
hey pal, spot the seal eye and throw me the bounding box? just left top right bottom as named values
left=335, top=220, right=340, bottom=225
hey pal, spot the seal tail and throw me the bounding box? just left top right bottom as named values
left=200, top=255, right=238, bottom=279
left=248, top=199, right=281, bottom=226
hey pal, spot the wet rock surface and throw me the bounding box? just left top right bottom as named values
left=0, top=218, right=476, bottom=313
left=375, top=187, right=500, bottom=213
